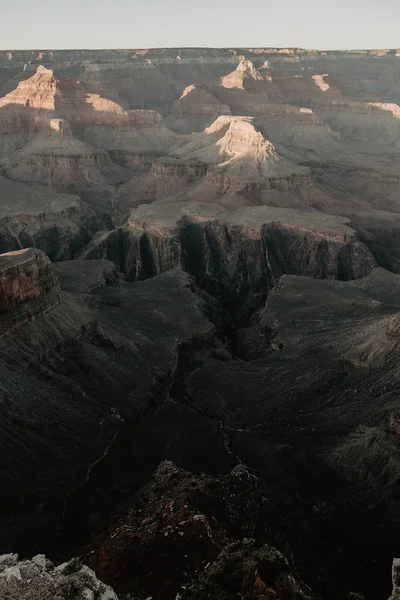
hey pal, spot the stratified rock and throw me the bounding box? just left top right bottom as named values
left=83, top=109, right=180, bottom=171
left=4, top=120, right=130, bottom=194
left=0, top=553, right=118, bottom=600
left=0, top=248, right=60, bottom=335
left=1, top=47, right=400, bottom=600
left=82, top=202, right=375, bottom=315
left=80, top=56, right=183, bottom=114
left=113, top=114, right=338, bottom=217
left=313, top=98, right=400, bottom=148
left=54, top=259, right=120, bottom=293
left=165, top=84, right=231, bottom=133
left=171, top=115, right=307, bottom=182
left=0, top=65, right=130, bottom=133
left=0, top=175, right=99, bottom=259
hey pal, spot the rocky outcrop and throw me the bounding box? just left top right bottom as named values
left=0, top=175, right=100, bottom=260
left=0, top=553, right=118, bottom=600
left=81, top=202, right=375, bottom=316
left=166, top=84, right=231, bottom=133
left=80, top=56, right=184, bottom=114
left=389, top=559, right=400, bottom=600
left=0, top=248, right=60, bottom=335
left=0, top=65, right=59, bottom=110
left=312, top=98, right=400, bottom=146
left=0, top=65, right=130, bottom=132
left=219, top=57, right=265, bottom=91
left=3, top=121, right=130, bottom=194
left=181, top=539, right=312, bottom=600
left=82, top=109, right=180, bottom=171
left=112, top=116, right=312, bottom=216
left=54, top=259, right=120, bottom=293
left=84, top=461, right=312, bottom=600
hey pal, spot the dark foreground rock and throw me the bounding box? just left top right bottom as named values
left=0, top=253, right=225, bottom=558
left=0, top=253, right=399, bottom=600
left=84, top=461, right=313, bottom=600
left=181, top=539, right=311, bottom=600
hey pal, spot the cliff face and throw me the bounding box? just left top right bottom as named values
left=0, top=248, right=61, bottom=334
left=166, top=84, right=232, bottom=133
left=1, top=51, right=400, bottom=268
left=3, top=120, right=130, bottom=194
left=81, top=203, right=375, bottom=316
left=0, top=176, right=101, bottom=260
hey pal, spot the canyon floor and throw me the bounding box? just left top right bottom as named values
left=1, top=47, right=400, bottom=600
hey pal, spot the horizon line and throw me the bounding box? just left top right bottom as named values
left=1, top=46, right=400, bottom=53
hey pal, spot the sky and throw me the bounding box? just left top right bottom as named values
left=0, top=0, right=399, bottom=50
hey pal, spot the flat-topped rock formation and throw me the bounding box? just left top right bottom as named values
left=83, top=108, right=180, bottom=171
left=113, top=115, right=314, bottom=216
left=0, top=175, right=99, bottom=259
left=3, top=120, right=130, bottom=193
left=0, top=248, right=60, bottom=334
left=54, top=258, right=120, bottom=292
left=82, top=201, right=375, bottom=317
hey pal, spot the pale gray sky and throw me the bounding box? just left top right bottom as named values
left=0, top=0, right=399, bottom=50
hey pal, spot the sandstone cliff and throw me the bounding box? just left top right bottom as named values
left=0, top=248, right=60, bottom=335
left=81, top=202, right=375, bottom=317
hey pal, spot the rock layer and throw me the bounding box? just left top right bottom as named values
left=0, top=248, right=60, bottom=334
left=82, top=202, right=375, bottom=315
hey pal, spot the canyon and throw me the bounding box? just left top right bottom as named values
left=0, top=47, right=400, bottom=600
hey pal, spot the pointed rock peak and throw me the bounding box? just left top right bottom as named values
left=0, top=66, right=59, bottom=111
left=218, top=116, right=275, bottom=159
left=220, top=57, right=264, bottom=89
left=236, top=56, right=262, bottom=77
left=36, top=65, right=53, bottom=75
left=19, top=65, right=57, bottom=88
left=197, top=115, right=276, bottom=164
left=204, top=114, right=236, bottom=134
left=33, top=65, right=56, bottom=81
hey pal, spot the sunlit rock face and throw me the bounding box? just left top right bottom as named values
left=0, top=248, right=60, bottom=320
